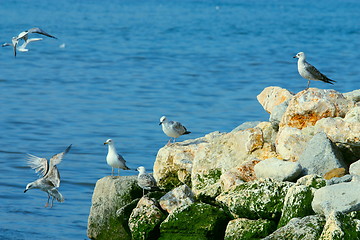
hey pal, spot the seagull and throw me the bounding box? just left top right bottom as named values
left=104, top=139, right=130, bottom=176
left=159, top=116, right=191, bottom=144
left=24, top=144, right=72, bottom=208
left=137, top=166, right=158, bottom=196
left=2, top=38, right=43, bottom=56
left=293, top=52, right=336, bottom=89
left=3, top=27, right=57, bottom=57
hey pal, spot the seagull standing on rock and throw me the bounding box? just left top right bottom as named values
left=159, top=116, right=191, bottom=145
left=24, top=144, right=72, bottom=208
left=293, top=52, right=336, bottom=89
left=104, top=139, right=130, bottom=176
left=137, top=166, right=158, bottom=196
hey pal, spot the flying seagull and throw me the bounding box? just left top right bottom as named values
left=2, top=38, right=43, bottom=56
left=4, top=27, right=57, bottom=57
left=293, top=52, right=336, bottom=89
left=137, top=166, right=158, bottom=196
left=159, top=116, right=191, bottom=144
left=24, top=144, right=72, bottom=208
left=104, top=139, right=130, bottom=176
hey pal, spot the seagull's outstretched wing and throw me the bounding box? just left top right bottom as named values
left=27, top=154, right=49, bottom=177
left=45, top=165, right=61, bottom=188
left=49, top=144, right=72, bottom=168
left=27, top=27, right=57, bottom=39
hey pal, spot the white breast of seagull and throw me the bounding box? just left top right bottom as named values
left=106, top=144, right=126, bottom=169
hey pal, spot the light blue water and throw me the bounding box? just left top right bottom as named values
left=0, top=0, right=359, bottom=239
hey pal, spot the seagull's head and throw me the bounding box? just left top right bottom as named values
left=159, top=116, right=167, bottom=125
left=293, top=52, right=305, bottom=59
left=137, top=166, right=146, bottom=174
left=24, top=182, right=35, bottom=193
left=104, top=139, right=113, bottom=145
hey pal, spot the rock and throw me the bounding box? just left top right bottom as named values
left=269, top=99, right=290, bottom=130
left=128, top=196, right=166, bottom=240
left=257, top=86, right=294, bottom=114
left=219, top=171, right=245, bottom=192
left=216, top=179, right=293, bottom=219
left=87, top=176, right=142, bottom=240
left=312, top=181, right=360, bottom=216
left=344, top=106, right=360, bottom=123
left=231, top=121, right=262, bottom=132
left=296, top=174, right=327, bottom=189
left=278, top=185, right=314, bottom=227
left=159, top=185, right=195, bottom=214
left=236, top=159, right=260, bottom=182
left=350, top=160, right=360, bottom=175
left=343, top=89, right=360, bottom=102
left=263, top=215, right=326, bottom=240
left=323, top=168, right=346, bottom=180
left=254, top=157, right=302, bottom=181
left=275, top=126, right=312, bottom=161
left=326, top=175, right=353, bottom=186
left=224, top=218, right=276, bottom=240
left=279, top=88, right=353, bottom=130
left=298, top=132, right=345, bottom=176
left=159, top=203, right=229, bottom=240
left=319, top=211, right=360, bottom=240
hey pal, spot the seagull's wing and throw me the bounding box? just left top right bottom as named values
left=117, top=154, right=130, bottom=170
left=19, top=38, right=43, bottom=50
left=49, top=144, right=72, bottom=168
left=48, top=188, right=64, bottom=202
left=27, top=27, right=57, bottom=39
left=27, top=154, right=49, bottom=177
left=172, top=121, right=187, bottom=135
left=138, top=173, right=157, bottom=189
left=304, top=62, right=330, bottom=81
left=2, top=43, right=12, bottom=47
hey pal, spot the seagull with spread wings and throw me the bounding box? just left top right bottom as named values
left=24, top=144, right=71, bottom=208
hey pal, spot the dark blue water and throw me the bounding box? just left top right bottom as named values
left=0, top=0, right=359, bottom=239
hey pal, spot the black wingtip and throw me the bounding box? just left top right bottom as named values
left=184, top=131, right=191, bottom=135
left=64, top=144, right=72, bottom=154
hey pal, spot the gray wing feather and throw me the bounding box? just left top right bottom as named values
left=49, top=144, right=71, bottom=168
left=138, top=174, right=157, bottom=189
left=45, top=165, right=61, bottom=188
left=27, top=154, right=49, bottom=177
left=172, top=121, right=187, bottom=135
left=27, top=27, right=57, bottom=39
left=305, top=62, right=329, bottom=80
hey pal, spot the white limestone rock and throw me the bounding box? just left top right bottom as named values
left=254, top=157, right=302, bottom=181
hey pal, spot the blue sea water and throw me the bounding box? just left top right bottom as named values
left=0, top=0, right=359, bottom=239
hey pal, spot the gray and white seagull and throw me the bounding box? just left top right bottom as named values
left=2, top=37, right=43, bottom=55
left=24, top=144, right=71, bottom=208
left=3, top=27, right=57, bottom=57
left=159, top=116, right=191, bottom=145
left=104, top=139, right=130, bottom=176
left=293, top=52, right=336, bottom=89
left=137, top=166, right=158, bottom=196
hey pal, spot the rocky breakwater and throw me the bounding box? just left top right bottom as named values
left=87, top=87, right=360, bottom=240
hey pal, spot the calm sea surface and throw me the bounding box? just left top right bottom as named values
left=0, top=0, right=359, bottom=239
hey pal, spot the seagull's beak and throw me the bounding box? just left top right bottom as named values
left=24, top=189, right=28, bottom=193
left=293, top=55, right=297, bottom=58
left=159, top=122, right=162, bottom=125
left=104, top=142, right=108, bottom=145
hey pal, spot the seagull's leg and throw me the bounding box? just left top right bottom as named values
left=143, top=188, right=145, bottom=196
left=112, top=168, right=114, bottom=176
left=166, top=138, right=172, bottom=145
left=45, top=194, right=50, bottom=208
left=173, top=138, right=176, bottom=143
left=118, top=168, right=120, bottom=176
left=50, top=197, right=54, bottom=208
left=307, top=80, right=310, bottom=89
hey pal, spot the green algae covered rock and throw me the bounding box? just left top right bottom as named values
left=159, top=202, right=229, bottom=240
left=319, top=212, right=360, bottom=240
left=224, top=218, right=276, bottom=240
left=216, top=179, right=293, bottom=219
left=278, top=185, right=315, bottom=227
left=87, top=176, right=142, bottom=240
left=128, top=196, right=167, bottom=240
left=263, top=215, right=326, bottom=240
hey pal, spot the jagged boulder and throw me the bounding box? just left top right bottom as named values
left=254, top=157, right=302, bottom=181
left=159, top=184, right=195, bottom=214
left=159, top=203, right=229, bottom=240
left=257, top=86, right=294, bottom=114
left=216, top=179, right=293, bottom=219
left=87, top=176, right=142, bottom=240
left=319, top=212, right=360, bottom=240
left=224, top=218, right=276, bottom=240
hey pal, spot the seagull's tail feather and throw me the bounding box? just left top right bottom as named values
left=50, top=188, right=64, bottom=202
left=323, top=78, right=336, bottom=84
left=184, top=131, right=191, bottom=135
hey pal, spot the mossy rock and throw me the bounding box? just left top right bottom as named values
left=319, top=212, right=360, bottom=240
left=278, top=185, right=315, bottom=227
left=159, top=203, right=229, bottom=240
left=216, top=179, right=293, bottom=220
left=224, top=218, right=276, bottom=240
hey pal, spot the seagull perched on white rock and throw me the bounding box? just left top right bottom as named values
left=3, top=27, right=57, bottom=57
left=293, top=52, right=336, bottom=89
left=104, top=139, right=130, bottom=176
left=159, top=116, right=191, bottom=144
left=137, top=166, right=158, bottom=196
left=24, top=144, right=71, bottom=208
